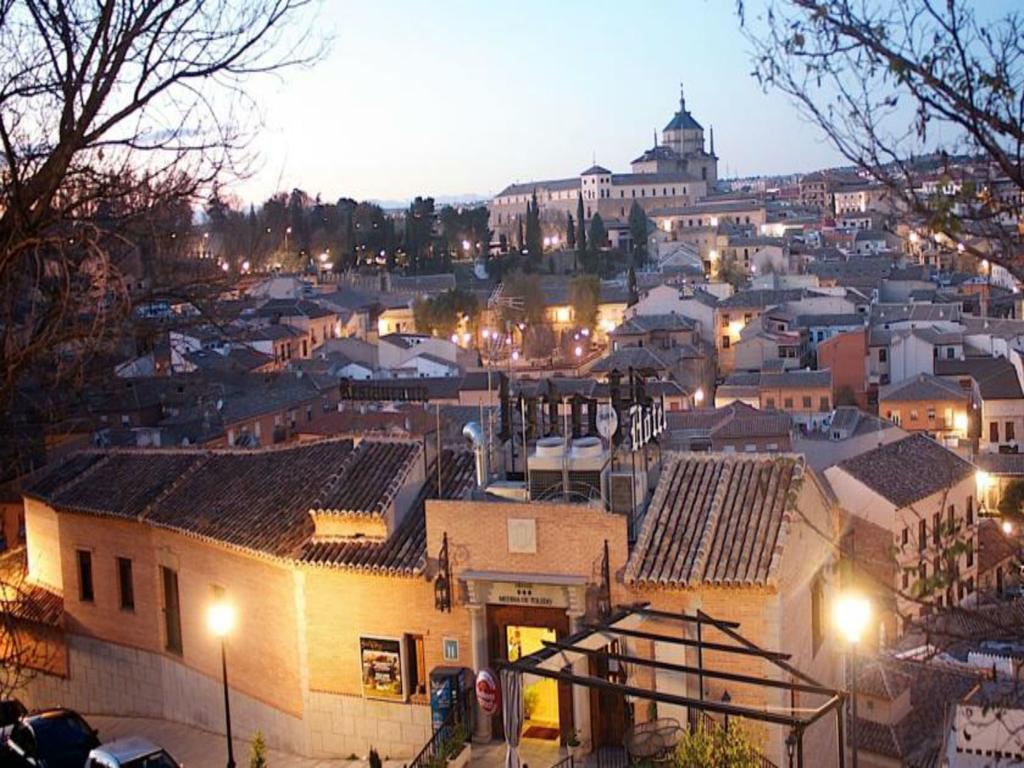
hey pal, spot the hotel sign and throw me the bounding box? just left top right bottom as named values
left=629, top=396, right=666, bottom=451
left=359, top=636, right=406, bottom=701
left=490, top=581, right=560, bottom=607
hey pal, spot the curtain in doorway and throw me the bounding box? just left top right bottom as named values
left=501, top=668, right=523, bottom=768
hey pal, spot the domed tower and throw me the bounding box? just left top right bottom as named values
left=662, top=84, right=705, bottom=158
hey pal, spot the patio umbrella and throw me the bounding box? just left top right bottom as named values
left=501, top=668, right=523, bottom=768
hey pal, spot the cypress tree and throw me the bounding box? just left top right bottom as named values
left=575, top=193, right=586, bottom=255
left=566, top=213, right=576, bottom=249
left=627, top=264, right=639, bottom=307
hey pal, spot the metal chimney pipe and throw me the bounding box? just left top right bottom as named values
left=462, top=422, right=488, bottom=489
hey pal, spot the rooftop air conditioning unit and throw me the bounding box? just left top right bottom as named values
left=607, top=470, right=647, bottom=516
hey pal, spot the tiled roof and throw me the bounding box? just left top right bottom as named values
left=33, top=452, right=204, bottom=519
left=627, top=453, right=802, bottom=588
left=590, top=347, right=673, bottom=374
left=935, top=356, right=1023, bottom=399
left=664, top=108, right=703, bottom=132
left=0, top=548, right=64, bottom=627
left=610, top=314, right=696, bottom=335
left=717, top=288, right=807, bottom=309
left=759, top=369, right=832, bottom=389
left=26, top=439, right=428, bottom=560
left=312, top=441, right=422, bottom=515
left=973, top=452, right=1024, bottom=475
left=495, top=178, right=580, bottom=198
left=299, top=450, right=475, bottom=574
left=836, top=434, right=975, bottom=508
left=667, top=402, right=792, bottom=441
left=879, top=373, right=969, bottom=403
left=581, top=164, right=611, bottom=175
left=854, top=658, right=982, bottom=765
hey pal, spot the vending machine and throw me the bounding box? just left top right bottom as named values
left=429, top=666, right=470, bottom=733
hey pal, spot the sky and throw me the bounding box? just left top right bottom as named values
left=237, top=0, right=849, bottom=206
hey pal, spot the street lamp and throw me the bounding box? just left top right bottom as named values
left=834, top=592, right=871, bottom=768
left=208, top=600, right=237, bottom=768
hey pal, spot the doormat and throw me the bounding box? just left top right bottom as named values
left=523, top=725, right=560, bottom=741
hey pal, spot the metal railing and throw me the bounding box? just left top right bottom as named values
left=405, top=707, right=461, bottom=768
left=548, top=754, right=575, bottom=768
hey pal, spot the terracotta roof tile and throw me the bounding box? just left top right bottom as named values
left=627, top=453, right=802, bottom=588
left=299, top=450, right=475, bottom=574
left=836, top=434, right=975, bottom=508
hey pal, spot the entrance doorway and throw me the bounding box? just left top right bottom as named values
left=486, top=604, right=573, bottom=744
left=507, top=626, right=560, bottom=739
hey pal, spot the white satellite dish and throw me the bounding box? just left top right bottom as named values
left=596, top=403, right=618, bottom=440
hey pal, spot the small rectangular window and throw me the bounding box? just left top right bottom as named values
left=117, top=557, right=134, bottom=611
left=77, top=550, right=94, bottom=603
left=1007, top=422, right=1016, bottom=442
left=802, top=396, right=812, bottom=408
left=162, top=566, right=183, bottom=655
left=919, top=519, right=927, bottom=551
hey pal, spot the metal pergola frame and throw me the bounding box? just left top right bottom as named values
left=500, top=604, right=847, bottom=768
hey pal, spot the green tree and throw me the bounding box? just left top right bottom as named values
left=569, top=274, right=600, bottom=331
left=998, top=480, right=1024, bottom=522
left=717, top=254, right=747, bottom=290
left=627, top=264, right=639, bottom=307
left=675, top=723, right=761, bottom=768
left=575, top=194, right=587, bottom=257
left=413, top=288, right=480, bottom=338
left=584, top=213, right=607, bottom=273
left=566, top=213, right=576, bottom=250
left=500, top=270, right=546, bottom=326
left=525, top=191, right=543, bottom=270
left=249, top=731, right=268, bottom=768
left=628, top=201, right=649, bottom=267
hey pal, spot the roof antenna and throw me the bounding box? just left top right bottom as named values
left=680, top=81, right=685, bottom=111
left=653, top=129, right=658, bottom=149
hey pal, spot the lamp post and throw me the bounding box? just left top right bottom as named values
left=834, top=592, right=870, bottom=768
left=208, top=600, right=237, bottom=768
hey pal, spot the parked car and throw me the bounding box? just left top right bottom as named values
left=0, top=708, right=100, bottom=768
left=87, top=738, right=180, bottom=768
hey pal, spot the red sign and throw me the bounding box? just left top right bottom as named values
left=475, top=668, right=500, bottom=715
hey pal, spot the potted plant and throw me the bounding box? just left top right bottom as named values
left=566, top=729, right=584, bottom=761
left=445, top=723, right=472, bottom=768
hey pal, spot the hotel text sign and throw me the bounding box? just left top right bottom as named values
left=629, top=396, right=666, bottom=452
left=490, top=582, right=562, bottom=608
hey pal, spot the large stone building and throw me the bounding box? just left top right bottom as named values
left=13, top=429, right=844, bottom=766
left=489, top=86, right=719, bottom=243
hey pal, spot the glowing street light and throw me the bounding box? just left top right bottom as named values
left=574, top=345, right=583, bottom=358
left=207, top=600, right=237, bottom=768
left=834, top=592, right=871, bottom=768
left=1002, top=519, right=1014, bottom=536
left=319, top=252, right=329, bottom=263
left=462, top=239, right=471, bottom=252
left=694, top=388, right=705, bottom=406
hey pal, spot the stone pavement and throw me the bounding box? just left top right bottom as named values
left=87, top=715, right=406, bottom=768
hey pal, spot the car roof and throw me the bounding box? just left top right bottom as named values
left=90, top=737, right=163, bottom=762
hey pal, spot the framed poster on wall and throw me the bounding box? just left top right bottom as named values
left=359, top=636, right=407, bottom=701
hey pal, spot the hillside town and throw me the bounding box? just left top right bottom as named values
left=2, top=2, right=1024, bottom=768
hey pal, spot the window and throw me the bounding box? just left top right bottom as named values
left=162, top=566, right=183, bottom=655
left=820, top=397, right=830, bottom=411
left=879, top=348, right=888, bottom=363
left=810, top=573, right=825, bottom=655
left=932, top=512, right=941, bottom=546
left=784, top=398, right=794, bottom=409
left=946, top=347, right=955, bottom=359
left=919, top=519, right=927, bottom=551
left=765, top=397, right=776, bottom=409
left=77, top=550, right=94, bottom=603
left=1007, top=422, right=1016, bottom=442
left=947, top=505, right=955, bottom=535
left=902, top=569, right=909, bottom=590
left=406, top=634, right=426, bottom=697
left=117, top=557, right=134, bottom=611
left=990, top=421, right=1000, bottom=443
left=910, top=409, right=919, bottom=421
left=927, top=408, right=936, bottom=421
left=721, top=336, right=730, bottom=349
left=966, top=496, right=974, bottom=527
left=802, top=396, right=812, bottom=408
left=901, top=527, right=909, bottom=547
left=966, top=542, right=974, bottom=568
